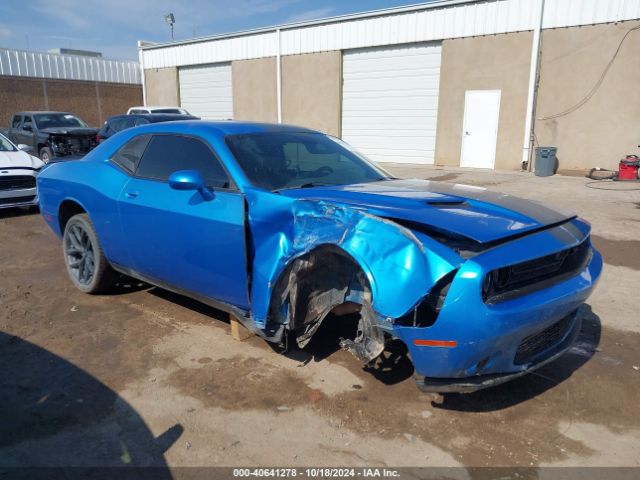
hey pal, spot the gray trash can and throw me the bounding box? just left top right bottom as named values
left=535, top=147, right=557, bottom=177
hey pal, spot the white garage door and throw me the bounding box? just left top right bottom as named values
left=342, top=43, right=442, bottom=165
left=178, top=63, right=233, bottom=120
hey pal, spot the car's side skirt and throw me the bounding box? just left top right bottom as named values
left=110, top=262, right=285, bottom=344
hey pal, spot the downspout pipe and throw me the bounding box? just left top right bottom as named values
left=137, top=41, right=147, bottom=106
left=522, top=0, right=545, bottom=170
left=276, top=29, right=282, bottom=124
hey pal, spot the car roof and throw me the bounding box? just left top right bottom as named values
left=108, top=113, right=197, bottom=122
left=129, top=120, right=321, bottom=136
left=15, top=111, right=73, bottom=115
left=129, top=106, right=185, bottom=110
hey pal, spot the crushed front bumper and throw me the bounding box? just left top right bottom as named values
left=390, top=219, right=602, bottom=393
left=413, top=311, right=582, bottom=393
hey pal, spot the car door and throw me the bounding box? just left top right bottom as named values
left=117, top=133, right=249, bottom=309
left=17, top=115, right=35, bottom=147
left=8, top=115, right=22, bottom=144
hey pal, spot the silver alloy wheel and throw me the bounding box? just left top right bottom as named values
left=41, top=151, right=50, bottom=163
left=64, top=223, right=96, bottom=285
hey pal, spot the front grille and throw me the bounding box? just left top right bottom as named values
left=0, top=175, right=36, bottom=191
left=484, top=240, right=591, bottom=304
left=0, top=195, right=36, bottom=206
left=514, top=314, right=574, bottom=365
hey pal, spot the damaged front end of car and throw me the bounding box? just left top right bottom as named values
left=244, top=190, right=460, bottom=366
left=46, top=131, right=98, bottom=158
left=240, top=186, right=601, bottom=393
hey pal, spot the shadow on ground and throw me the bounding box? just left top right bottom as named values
left=432, top=305, right=601, bottom=412
left=0, top=206, right=38, bottom=219
left=0, top=332, right=181, bottom=477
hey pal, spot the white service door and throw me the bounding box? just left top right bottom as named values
left=342, top=43, right=442, bottom=165
left=460, top=90, right=501, bottom=169
left=178, top=63, right=233, bottom=120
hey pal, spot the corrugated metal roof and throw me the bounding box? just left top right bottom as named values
left=0, top=48, right=141, bottom=84
left=140, top=0, right=640, bottom=69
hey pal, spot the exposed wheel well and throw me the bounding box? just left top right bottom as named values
left=268, top=245, right=384, bottom=361
left=58, top=200, right=86, bottom=233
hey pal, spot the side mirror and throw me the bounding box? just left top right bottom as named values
left=22, top=123, right=33, bottom=132
left=17, top=144, right=33, bottom=153
left=168, top=170, right=205, bottom=191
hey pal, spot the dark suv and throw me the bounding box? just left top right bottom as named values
left=97, top=113, right=199, bottom=142
left=7, top=111, right=98, bottom=163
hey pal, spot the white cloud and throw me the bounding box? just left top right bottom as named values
left=286, top=6, right=335, bottom=23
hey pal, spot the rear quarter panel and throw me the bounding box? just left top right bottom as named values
left=37, top=155, right=132, bottom=267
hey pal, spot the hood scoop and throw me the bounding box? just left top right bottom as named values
left=425, top=200, right=468, bottom=207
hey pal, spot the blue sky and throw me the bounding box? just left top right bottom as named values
left=0, top=1, right=432, bottom=60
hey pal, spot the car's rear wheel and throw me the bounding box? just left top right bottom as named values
left=39, top=147, right=52, bottom=163
left=63, top=213, right=117, bottom=293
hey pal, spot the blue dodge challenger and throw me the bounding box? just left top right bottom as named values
left=37, top=121, right=602, bottom=392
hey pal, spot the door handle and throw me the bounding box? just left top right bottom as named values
left=125, top=191, right=139, bottom=199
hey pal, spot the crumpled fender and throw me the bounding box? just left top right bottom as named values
left=245, top=189, right=457, bottom=327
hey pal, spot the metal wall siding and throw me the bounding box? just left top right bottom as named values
left=140, top=0, right=639, bottom=68
left=0, top=48, right=141, bottom=84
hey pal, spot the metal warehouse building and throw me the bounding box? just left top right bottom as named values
left=139, top=0, right=640, bottom=172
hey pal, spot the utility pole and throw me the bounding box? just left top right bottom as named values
left=164, top=13, right=175, bottom=41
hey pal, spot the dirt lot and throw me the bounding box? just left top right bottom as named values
left=1, top=167, right=639, bottom=476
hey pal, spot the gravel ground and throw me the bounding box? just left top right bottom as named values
left=0, top=167, right=639, bottom=476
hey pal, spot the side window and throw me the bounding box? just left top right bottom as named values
left=22, top=116, right=34, bottom=130
left=11, top=115, right=22, bottom=128
left=134, top=118, right=150, bottom=126
left=111, top=134, right=151, bottom=173
left=136, top=135, right=231, bottom=189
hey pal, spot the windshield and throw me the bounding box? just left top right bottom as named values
left=0, top=134, right=17, bottom=152
left=34, top=113, right=87, bottom=129
left=225, top=132, right=390, bottom=191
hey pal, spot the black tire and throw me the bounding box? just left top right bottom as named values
left=63, top=213, right=117, bottom=294
left=39, top=147, right=53, bottom=163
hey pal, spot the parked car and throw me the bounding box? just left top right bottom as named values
left=127, top=106, right=190, bottom=115
left=0, top=132, right=45, bottom=209
left=37, top=121, right=602, bottom=392
left=7, top=111, right=98, bottom=163
left=97, top=113, right=199, bottom=142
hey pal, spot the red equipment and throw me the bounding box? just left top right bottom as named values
left=618, top=155, right=640, bottom=181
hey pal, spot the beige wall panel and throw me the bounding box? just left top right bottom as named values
left=535, top=20, right=640, bottom=173
left=282, top=51, right=341, bottom=137
left=435, top=31, right=532, bottom=169
left=144, top=67, right=179, bottom=106
left=232, top=57, right=277, bottom=122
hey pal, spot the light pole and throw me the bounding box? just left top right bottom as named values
left=164, top=13, right=175, bottom=41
